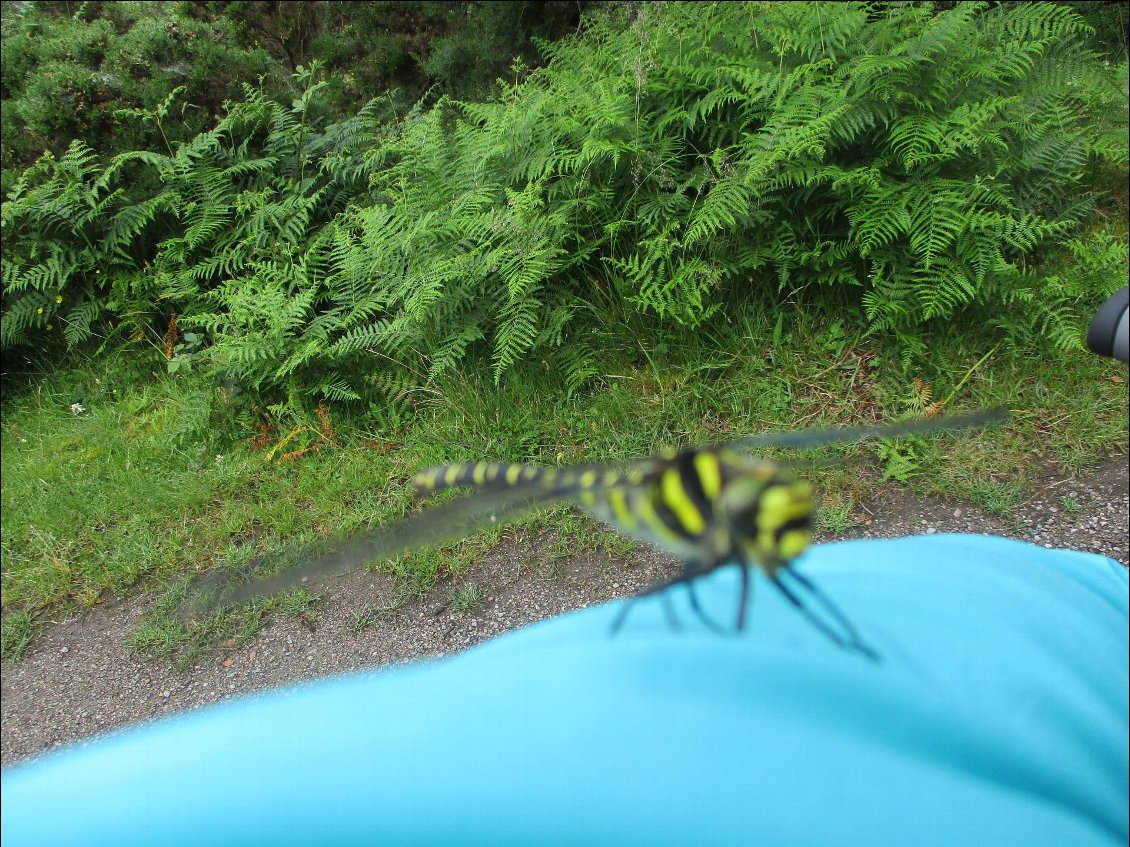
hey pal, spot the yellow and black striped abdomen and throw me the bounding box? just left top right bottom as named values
left=595, top=449, right=724, bottom=552
left=413, top=462, right=541, bottom=496
left=413, top=461, right=637, bottom=498
left=569, top=447, right=745, bottom=567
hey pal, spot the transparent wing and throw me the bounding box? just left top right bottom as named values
left=728, top=407, right=1009, bottom=452
left=191, top=482, right=570, bottom=613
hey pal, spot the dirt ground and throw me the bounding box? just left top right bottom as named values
left=2, top=454, right=1127, bottom=767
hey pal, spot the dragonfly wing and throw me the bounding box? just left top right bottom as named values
left=728, top=407, right=1009, bottom=452
left=192, top=483, right=568, bottom=612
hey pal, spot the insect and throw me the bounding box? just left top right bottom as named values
left=197, top=408, right=1008, bottom=660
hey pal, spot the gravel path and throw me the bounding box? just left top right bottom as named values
left=2, top=455, right=1127, bottom=767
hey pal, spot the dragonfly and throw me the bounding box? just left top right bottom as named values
left=195, top=408, right=1008, bottom=660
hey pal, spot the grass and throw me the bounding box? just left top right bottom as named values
left=815, top=493, right=861, bottom=536
left=967, top=479, right=1026, bottom=517
left=349, top=607, right=378, bottom=635
left=2, top=296, right=1127, bottom=662
left=449, top=582, right=484, bottom=615
left=1, top=610, right=35, bottom=660
left=1059, top=493, right=1085, bottom=515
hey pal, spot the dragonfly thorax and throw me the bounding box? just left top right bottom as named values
left=715, top=472, right=813, bottom=576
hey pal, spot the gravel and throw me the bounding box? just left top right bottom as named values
left=2, top=455, right=1126, bottom=768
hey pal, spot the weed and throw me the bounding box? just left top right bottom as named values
left=128, top=616, right=184, bottom=659
left=449, top=583, right=483, bottom=615
left=274, top=590, right=316, bottom=618
left=1059, top=493, right=1085, bottom=515
left=969, top=480, right=1025, bottom=517
left=347, top=590, right=413, bottom=633
left=1, top=611, right=36, bottom=660
left=816, top=497, right=860, bottom=535
left=875, top=436, right=925, bottom=484
left=349, top=607, right=377, bottom=635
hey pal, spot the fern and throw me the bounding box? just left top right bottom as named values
left=4, top=3, right=1124, bottom=395
left=551, top=341, right=599, bottom=395
left=491, top=294, right=541, bottom=381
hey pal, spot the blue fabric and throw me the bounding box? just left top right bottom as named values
left=3, top=534, right=1127, bottom=846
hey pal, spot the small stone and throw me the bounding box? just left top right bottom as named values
left=60, top=646, right=69, bottom=655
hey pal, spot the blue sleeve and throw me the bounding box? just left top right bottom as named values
left=3, top=534, right=1127, bottom=847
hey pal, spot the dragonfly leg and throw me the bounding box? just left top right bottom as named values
left=684, top=577, right=728, bottom=635
left=734, top=563, right=751, bottom=632
left=682, top=560, right=759, bottom=635
left=613, top=562, right=756, bottom=637
left=660, top=590, right=682, bottom=631
left=770, top=572, right=880, bottom=662
left=610, top=569, right=706, bottom=635
left=610, top=598, right=633, bottom=634
left=610, top=578, right=679, bottom=634
left=783, top=569, right=878, bottom=659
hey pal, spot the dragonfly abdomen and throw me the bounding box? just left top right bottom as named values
left=413, top=462, right=631, bottom=498
left=414, top=462, right=534, bottom=496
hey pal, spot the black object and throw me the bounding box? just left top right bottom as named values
left=1087, top=286, right=1129, bottom=364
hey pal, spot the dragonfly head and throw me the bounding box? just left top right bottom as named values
left=717, top=474, right=813, bottom=576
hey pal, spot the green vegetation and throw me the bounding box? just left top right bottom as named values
left=0, top=1, right=586, bottom=195
left=2, top=1, right=1127, bottom=662
left=450, top=582, right=484, bottom=615
left=3, top=305, right=1126, bottom=660
left=1, top=0, right=271, bottom=196
left=6, top=3, right=1128, bottom=396
left=0, top=608, right=34, bottom=660
left=1059, top=492, right=1085, bottom=515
